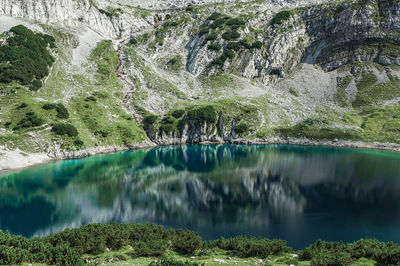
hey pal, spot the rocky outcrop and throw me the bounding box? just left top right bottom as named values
left=145, top=114, right=238, bottom=145
left=186, top=0, right=400, bottom=81
left=0, top=0, right=153, bottom=38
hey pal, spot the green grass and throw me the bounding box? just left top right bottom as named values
left=276, top=104, right=400, bottom=144
left=353, top=78, right=400, bottom=107
left=335, top=75, right=352, bottom=106
left=0, top=30, right=146, bottom=152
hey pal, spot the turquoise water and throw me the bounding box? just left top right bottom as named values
left=1, top=144, right=400, bottom=249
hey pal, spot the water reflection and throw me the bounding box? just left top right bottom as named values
left=1, top=144, right=400, bottom=248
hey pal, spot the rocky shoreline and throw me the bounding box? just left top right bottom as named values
left=1, top=138, right=399, bottom=172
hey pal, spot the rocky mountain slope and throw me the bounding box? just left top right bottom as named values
left=1, top=0, right=400, bottom=170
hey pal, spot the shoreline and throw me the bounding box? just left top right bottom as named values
left=1, top=137, right=400, bottom=172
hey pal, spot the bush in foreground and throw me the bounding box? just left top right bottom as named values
left=1, top=223, right=400, bottom=265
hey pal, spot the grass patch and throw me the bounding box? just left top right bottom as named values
left=335, top=75, right=352, bottom=106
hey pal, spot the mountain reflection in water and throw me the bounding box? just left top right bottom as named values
left=1, top=144, right=400, bottom=249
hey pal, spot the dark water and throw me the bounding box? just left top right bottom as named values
left=1, top=144, right=400, bottom=249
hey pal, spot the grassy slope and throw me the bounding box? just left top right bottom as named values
left=2, top=0, right=400, bottom=156
left=0, top=26, right=146, bottom=153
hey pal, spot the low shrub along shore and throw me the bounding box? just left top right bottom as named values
left=0, top=223, right=399, bottom=265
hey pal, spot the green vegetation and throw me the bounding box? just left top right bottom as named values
left=12, top=112, right=44, bottom=131
left=160, top=116, right=178, bottom=135
left=98, top=7, right=122, bottom=17
left=166, top=55, right=183, bottom=71
left=90, top=40, right=119, bottom=82
left=187, top=105, right=217, bottom=123
left=234, top=123, right=249, bottom=136
left=171, top=109, right=185, bottom=118
left=271, top=10, right=291, bottom=25
left=353, top=71, right=400, bottom=107
left=226, top=42, right=241, bottom=51
left=252, top=40, right=263, bottom=49
left=42, top=103, right=69, bottom=119
left=52, top=123, right=79, bottom=137
left=222, top=30, right=240, bottom=40
left=0, top=25, right=55, bottom=90
left=199, top=27, right=210, bottom=36
left=276, top=117, right=363, bottom=141
left=335, top=75, right=352, bottom=106
left=289, top=87, right=299, bottom=97
left=0, top=223, right=399, bottom=265
left=207, top=42, right=221, bottom=51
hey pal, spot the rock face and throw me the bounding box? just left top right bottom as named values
left=144, top=114, right=237, bottom=145
left=186, top=0, right=400, bottom=81
left=0, top=0, right=152, bottom=38
left=116, top=0, right=331, bottom=11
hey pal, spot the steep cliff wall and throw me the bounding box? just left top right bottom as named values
left=185, top=0, right=400, bottom=82
left=0, top=0, right=152, bottom=38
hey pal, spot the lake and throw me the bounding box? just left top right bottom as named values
left=1, top=144, right=400, bottom=249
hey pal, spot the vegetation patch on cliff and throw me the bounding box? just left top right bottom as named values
left=0, top=25, right=55, bottom=91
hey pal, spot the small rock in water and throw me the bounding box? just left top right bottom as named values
left=258, top=259, right=263, bottom=264
left=226, top=256, right=232, bottom=260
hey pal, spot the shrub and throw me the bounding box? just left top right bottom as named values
left=42, top=103, right=56, bottom=110
left=160, top=116, right=176, bottom=135
left=129, top=38, right=138, bottom=45
left=173, top=230, right=202, bottom=255
left=0, top=25, right=55, bottom=88
left=199, top=27, right=210, bottom=36
left=252, top=41, right=263, bottom=49
left=13, top=112, right=44, bottom=130
left=55, top=103, right=69, bottom=119
left=239, top=38, right=252, bottom=49
left=223, top=49, right=235, bottom=59
left=226, top=42, right=241, bottom=51
left=212, top=56, right=226, bottom=66
left=85, top=96, right=97, bottom=102
left=289, top=87, right=299, bottom=96
left=209, top=236, right=292, bottom=258
left=207, top=43, right=221, bottom=51
left=42, top=103, right=69, bottom=119
left=187, top=105, right=217, bottom=123
left=52, top=123, right=78, bottom=137
left=210, top=18, right=225, bottom=29
left=205, top=33, right=218, bottom=41
left=30, top=79, right=42, bottom=91
left=17, top=102, right=28, bottom=109
left=234, top=123, right=249, bottom=135
left=310, top=250, right=353, bottom=266
left=226, top=18, right=245, bottom=27
left=131, top=240, right=170, bottom=257
left=94, top=130, right=110, bottom=138
left=171, top=109, right=185, bottom=118
left=74, top=139, right=84, bottom=146
left=271, top=10, right=291, bottom=25
left=222, top=31, right=240, bottom=40
left=143, top=114, right=158, bottom=125
left=208, top=12, right=221, bottom=20
left=167, top=55, right=182, bottom=71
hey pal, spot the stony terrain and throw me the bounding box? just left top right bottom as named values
left=1, top=0, right=400, bottom=170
